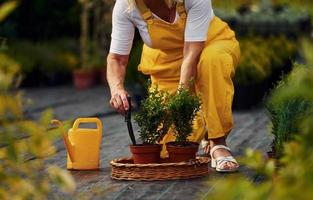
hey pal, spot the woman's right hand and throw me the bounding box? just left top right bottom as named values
left=109, top=87, right=130, bottom=114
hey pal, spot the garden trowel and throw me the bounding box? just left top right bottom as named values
left=125, top=96, right=136, bottom=145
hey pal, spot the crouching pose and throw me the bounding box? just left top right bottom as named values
left=107, top=0, right=241, bottom=172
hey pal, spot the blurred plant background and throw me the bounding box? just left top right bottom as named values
left=1, top=0, right=313, bottom=198
left=1, top=1, right=75, bottom=199
left=1, top=0, right=312, bottom=105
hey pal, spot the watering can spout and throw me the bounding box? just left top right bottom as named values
left=51, top=119, right=75, bottom=162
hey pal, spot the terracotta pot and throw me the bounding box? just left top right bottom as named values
left=72, top=69, right=95, bottom=90
left=267, top=143, right=278, bottom=160
left=267, top=151, right=276, bottom=160
left=129, top=144, right=161, bottom=164
left=166, top=142, right=199, bottom=163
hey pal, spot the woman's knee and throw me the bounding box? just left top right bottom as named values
left=197, top=51, right=234, bottom=79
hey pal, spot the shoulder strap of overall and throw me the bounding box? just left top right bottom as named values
left=135, top=0, right=153, bottom=22
left=176, top=0, right=186, bottom=19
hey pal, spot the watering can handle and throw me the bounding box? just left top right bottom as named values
left=72, top=118, right=102, bottom=131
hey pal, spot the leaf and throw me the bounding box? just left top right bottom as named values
left=0, top=1, right=18, bottom=22
left=47, top=166, right=76, bottom=194
left=40, top=109, right=54, bottom=128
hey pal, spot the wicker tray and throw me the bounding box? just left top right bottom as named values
left=110, top=157, right=210, bottom=181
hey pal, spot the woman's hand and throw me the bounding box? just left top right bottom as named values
left=107, top=53, right=130, bottom=114
left=109, top=87, right=130, bottom=114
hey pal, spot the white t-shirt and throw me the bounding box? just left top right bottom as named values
left=110, top=0, right=214, bottom=55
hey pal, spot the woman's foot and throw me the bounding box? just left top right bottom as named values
left=209, top=137, right=239, bottom=172
left=201, top=139, right=211, bottom=156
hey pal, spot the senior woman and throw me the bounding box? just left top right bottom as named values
left=107, top=0, right=240, bottom=172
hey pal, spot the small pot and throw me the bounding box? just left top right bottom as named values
left=129, top=144, right=161, bottom=164
left=267, top=151, right=276, bottom=160
left=267, top=143, right=277, bottom=160
left=72, top=69, right=95, bottom=90
left=166, top=142, right=199, bottom=163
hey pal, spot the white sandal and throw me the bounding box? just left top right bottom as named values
left=210, top=145, right=239, bottom=172
left=200, top=139, right=210, bottom=156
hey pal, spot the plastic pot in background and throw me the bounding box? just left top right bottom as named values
left=72, top=69, right=95, bottom=90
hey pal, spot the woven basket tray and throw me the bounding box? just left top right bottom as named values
left=110, top=157, right=210, bottom=181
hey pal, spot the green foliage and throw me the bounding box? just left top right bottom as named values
left=213, top=0, right=260, bottom=13
left=235, top=36, right=296, bottom=85
left=5, top=39, right=79, bottom=76
left=202, top=63, right=313, bottom=200
left=215, top=0, right=311, bottom=36
left=267, top=64, right=313, bottom=157
left=0, top=53, right=20, bottom=91
left=168, top=87, right=201, bottom=145
left=134, top=84, right=171, bottom=144
left=267, top=98, right=313, bottom=157
left=273, top=0, right=313, bottom=23
left=135, top=84, right=202, bottom=145
left=300, top=37, right=313, bottom=65
left=0, top=11, right=76, bottom=196
left=0, top=0, right=80, bottom=40
left=0, top=1, right=18, bottom=22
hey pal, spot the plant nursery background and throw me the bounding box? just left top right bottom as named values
left=1, top=0, right=313, bottom=199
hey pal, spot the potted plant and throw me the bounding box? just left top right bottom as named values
left=72, top=66, right=96, bottom=90
left=73, top=0, right=95, bottom=90
left=166, top=87, right=202, bottom=162
left=131, top=86, right=172, bottom=164
left=266, top=65, right=313, bottom=160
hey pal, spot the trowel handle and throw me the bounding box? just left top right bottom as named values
left=125, top=96, right=132, bottom=121
left=73, top=118, right=102, bottom=131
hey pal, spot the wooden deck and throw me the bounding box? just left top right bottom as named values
left=23, top=85, right=272, bottom=200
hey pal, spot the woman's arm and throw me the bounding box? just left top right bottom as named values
left=179, top=0, right=214, bottom=88
left=107, top=0, right=135, bottom=113
left=107, top=53, right=130, bottom=113
left=179, top=41, right=204, bottom=88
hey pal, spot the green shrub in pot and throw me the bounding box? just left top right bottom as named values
left=134, top=85, right=171, bottom=145
left=166, top=86, right=202, bottom=162
left=130, top=84, right=171, bottom=164
left=267, top=64, right=313, bottom=158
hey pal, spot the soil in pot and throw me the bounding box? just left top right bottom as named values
left=129, top=144, right=161, bottom=164
left=72, top=69, right=95, bottom=90
left=166, top=142, right=199, bottom=163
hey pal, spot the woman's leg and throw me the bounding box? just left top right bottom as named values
left=195, top=39, right=240, bottom=170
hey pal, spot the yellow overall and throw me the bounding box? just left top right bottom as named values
left=136, top=0, right=240, bottom=157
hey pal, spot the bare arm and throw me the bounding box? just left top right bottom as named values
left=107, top=53, right=130, bottom=113
left=179, top=41, right=205, bottom=89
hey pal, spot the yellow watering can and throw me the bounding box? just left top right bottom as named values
left=52, top=118, right=103, bottom=170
